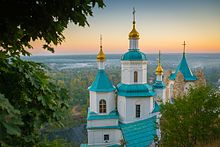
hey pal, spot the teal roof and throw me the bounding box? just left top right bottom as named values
left=88, top=69, right=116, bottom=92
left=121, top=49, right=147, bottom=61
left=87, top=108, right=119, bottom=120
left=152, top=102, right=160, bottom=113
left=169, top=54, right=197, bottom=81
left=108, top=145, right=123, bottom=147
left=120, top=116, right=157, bottom=146
left=80, top=144, right=88, bottom=147
left=153, top=80, right=166, bottom=89
left=117, top=83, right=155, bottom=97
left=87, top=125, right=120, bottom=130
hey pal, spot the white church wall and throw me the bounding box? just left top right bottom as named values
left=87, top=119, right=118, bottom=128
left=121, top=61, right=147, bottom=84
left=89, top=91, right=115, bottom=114
left=118, top=96, right=154, bottom=123
left=88, top=129, right=122, bottom=146
left=117, top=96, right=126, bottom=122
left=154, top=89, right=166, bottom=104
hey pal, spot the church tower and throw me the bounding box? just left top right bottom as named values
left=87, top=35, right=122, bottom=146
left=117, top=8, right=155, bottom=124
left=153, top=51, right=166, bottom=104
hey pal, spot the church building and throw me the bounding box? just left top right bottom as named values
left=81, top=9, right=205, bottom=147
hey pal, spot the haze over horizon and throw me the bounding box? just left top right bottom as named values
left=30, top=0, right=220, bottom=55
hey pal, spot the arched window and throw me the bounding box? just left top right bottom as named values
left=134, top=71, right=138, bottom=82
left=99, top=99, right=106, bottom=113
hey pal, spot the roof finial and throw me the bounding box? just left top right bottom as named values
left=97, top=34, right=105, bottom=61
left=182, top=41, right=186, bottom=55
left=133, top=7, right=136, bottom=24
left=159, top=50, right=161, bottom=64
left=100, top=34, right=102, bottom=50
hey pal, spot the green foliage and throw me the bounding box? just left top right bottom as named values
left=37, top=138, right=74, bottom=147
left=0, top=58, right=69, bottom=146
left=0, top=0, right=105, bottom=57
left=160, top=86, right=220, bottom=146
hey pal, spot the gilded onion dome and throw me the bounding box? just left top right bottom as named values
left=97, top=35, right=106, bottom=61
left=129, top=21, right=140, bottom=39
left=156, top=51, right=163, bottom=75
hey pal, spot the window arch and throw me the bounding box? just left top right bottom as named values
left=134, top=71, right=138, bottom=82
left=99, top=99, right=106, bottom=113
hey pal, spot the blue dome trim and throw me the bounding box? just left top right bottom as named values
left=169, top=54, right=197, bottom=81
left=153, top=80, right=166, bottom=89
left=88, top=70, right=116, bottom=92
left=117, top=83, right=155, bottom=97
left=121, top=49, right=147, bottom=61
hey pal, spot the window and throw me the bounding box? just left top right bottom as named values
left=136, top=104, right=140, bottom=118
left=99, top=99, right=106, bottom=113
left=104, top=134, right=109, bottom=142
left=134, top=71, right=138, bottom=82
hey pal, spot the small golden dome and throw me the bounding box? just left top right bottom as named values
left=156, top=50, right=163, bottom=75
left=129, top=22, right=139, bottom=39
left=156, top=63, right=163, bottom=75
left=97, top=47, right=105, bottom=61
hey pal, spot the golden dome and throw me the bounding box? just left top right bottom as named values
left=129, top=22, right=139, bottom=39
left=155, top=50, right=163, bottom=75
left=97, top=47, right=105, bottom=61
left=156, top=63, right=163, bottom=75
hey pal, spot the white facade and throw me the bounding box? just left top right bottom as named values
left=88, top=129, right=122, bottom=147
left=121, top=61, right=147, bottom=84
left=89, top=91, right=116, bottom=114
left=154, top=89, right=166, bottom=104
left=118, top=96, right=154, bottom=123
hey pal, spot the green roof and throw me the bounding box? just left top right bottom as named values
left=153, top=80, right=166, bottom=89
left=87, top=108, right=119, bottom=120
left=87, top=125, right=120, bottom=130
left=120, top=116, right=157, bottom=146
left=117, top=83, right=155, bottom=97
left=169, top=54, right=197, bottom=81
left=152, top=102, right=160, bottom=113
left=121, top=49, right=147, bottom=61
left=88, top=69, right=116, bottom=92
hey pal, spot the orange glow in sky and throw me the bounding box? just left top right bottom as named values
left=30, top=0, right=220, bottom=55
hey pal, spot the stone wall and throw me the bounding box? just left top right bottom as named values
left=173, top=72, right=185, bottom=98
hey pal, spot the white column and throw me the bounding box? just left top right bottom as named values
left=156, top=74, right=162, bottom=81
left=98, top=61, right=105, bottom=70
left=129, top=39, right=139, bottom=49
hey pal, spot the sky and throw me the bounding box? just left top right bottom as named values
left=31, top=0, right=220, bottom=55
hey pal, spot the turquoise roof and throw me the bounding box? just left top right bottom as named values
left=120, top=116, right=157, bottom=146
left=153, top=80, right=166, bottom=89
left=121, top=49, right=147, bottom=61
left=117, top=83, right=155, bottom=97
left=108, top=144, right=123, bottom=147
left=80, top=144, right=88, bottom=147
left=169, top=54, right=197, bottom=81
left=152, top=102, right=160, bottom=113
left=88, top=69, right=116, bottom=92
left=87, top=125, right=120, bottom=130
left=87, top=108, right=119, bottom=120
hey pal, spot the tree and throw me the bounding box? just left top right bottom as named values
left=0, top=0, right=105, bottom=57
left=0, top=0, right=105, bottom=146
left=160, top=86, right=220, bottom=146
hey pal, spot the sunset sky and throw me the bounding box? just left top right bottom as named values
left=31, top=0, right=220, bottom=55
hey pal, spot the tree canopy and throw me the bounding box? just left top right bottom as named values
left=0, top=0, right=105, bottom=57
left=160, top=86, right=220, bottom=146
left=0, top=0, right=105, bottom=146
